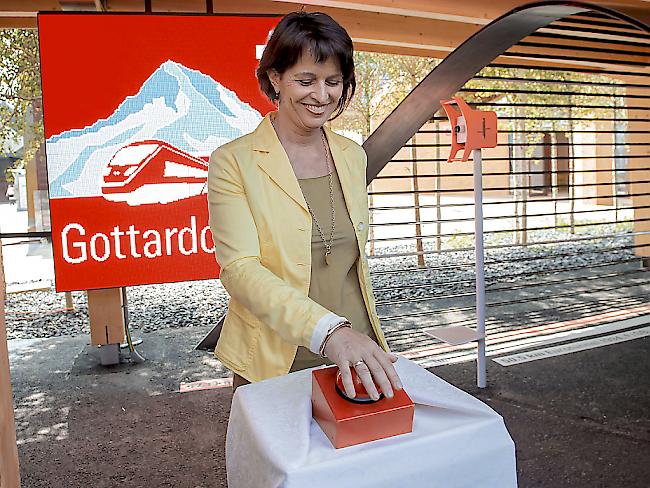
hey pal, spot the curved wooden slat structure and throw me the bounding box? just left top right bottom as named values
left=364, top=0, right=650, bottom=183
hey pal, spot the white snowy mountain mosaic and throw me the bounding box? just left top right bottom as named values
left=46, top=60, right=262, bottom=199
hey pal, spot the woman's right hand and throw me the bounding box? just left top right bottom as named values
left=323, top=327, right=402, bottom=401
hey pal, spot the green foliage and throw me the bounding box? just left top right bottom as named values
left=331, top=52, right=437, bottom=140
left=0, top=29, right=42, bottom=170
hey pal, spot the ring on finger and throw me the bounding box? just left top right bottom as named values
left=352, top=360, right=365, bottom=368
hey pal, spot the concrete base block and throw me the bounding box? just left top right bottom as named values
left=98, top=344, right=120, bottom=366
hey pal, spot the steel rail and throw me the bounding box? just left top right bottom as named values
left=384, top=295, right=649, bottom=335
left=368, top=219, right=649, bottom=243
left=372, top=256, right=642, bottom=295
left=386, top=294, right=648, bottom=338
left=367, top=231, right=649, bottom=260
left=370, top=242, right=648, bottom=276
left=378, top=273, right=649, bottom=319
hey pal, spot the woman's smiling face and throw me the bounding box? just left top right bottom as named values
left=269, top=50, right=344, bottom=131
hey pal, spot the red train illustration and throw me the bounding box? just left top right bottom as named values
left=101, top=140, right=209, bottom=206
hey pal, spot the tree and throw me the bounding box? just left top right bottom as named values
left=332, top=51, right=438, bottom=141
left=331, top=52, right=393, bottom=140
left=381, top=53, right=437, bottom=109
left=0, top=29, right=43, bottom=182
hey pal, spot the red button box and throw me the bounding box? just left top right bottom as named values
left=312, top=365, right=414, bottom=449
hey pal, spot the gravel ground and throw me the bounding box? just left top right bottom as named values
left=4, top=227, right=643, bottom=341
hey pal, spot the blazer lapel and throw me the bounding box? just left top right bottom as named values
left=326, top=127, right=361, bottom=241
left=254, top=115, right=308, bottom=212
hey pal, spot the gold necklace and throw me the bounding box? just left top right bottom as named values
left=271, top=117, right=335, bottom=265
left=304, top=130, right=336, bottom=265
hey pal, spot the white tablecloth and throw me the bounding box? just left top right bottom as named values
left=226, top=357, right=517, bottom=488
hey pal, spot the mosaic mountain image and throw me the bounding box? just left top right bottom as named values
left=46, top=60, right=262, bottom=198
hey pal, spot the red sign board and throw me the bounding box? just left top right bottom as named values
left=38, top=13, right=278, bottom=291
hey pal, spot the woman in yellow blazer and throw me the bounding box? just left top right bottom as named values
left=208, top=11, right=402, bottom=400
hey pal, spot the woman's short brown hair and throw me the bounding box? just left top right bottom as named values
left=256, top=12, right=356, bottom=120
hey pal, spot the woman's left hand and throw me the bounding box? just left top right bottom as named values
left=323, top=327, right=403, bottom=401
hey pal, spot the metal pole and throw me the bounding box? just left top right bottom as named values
left=474, top=148, right=487, bottom=388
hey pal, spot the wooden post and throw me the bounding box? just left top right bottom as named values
left=626, top=82, right=650, bottom=259
left=410, top=134, right=425, bottom=268
left=568, top=94, right=576, bottom=234
left=64, top=292, right=73, bottom=311
left=87, top=288, right=125, bottom=365
left=0, top=244, right=21, bottom=488
left=434, top=120, right=442, bottom=252
left=595, top=119, right=615, bottom=206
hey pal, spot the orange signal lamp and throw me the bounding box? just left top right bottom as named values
left=432, top=96, right=499, bottom=389
left=441, top=97, right=498, bottom=162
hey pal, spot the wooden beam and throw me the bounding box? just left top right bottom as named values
left=529, top=33, right=649, bottom=58
left=0, top=244, right=21, bottom=488
left=59, top=0, right=96, bottom=8
left=0, top=0, right=59, bottom=9
left=272, top=0, right=650, bottom=24
left=0, top=16, right=37, bottom=28
left=354, top=41, right=451, bottom=59
left=626, top=82, right=650, bottom=259
left=356, top=42, right=649, bottom=75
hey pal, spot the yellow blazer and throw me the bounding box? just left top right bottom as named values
left=208, top=113, right=388, bottom=383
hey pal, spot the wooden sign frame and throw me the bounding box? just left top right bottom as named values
left=0, top=244, right=21, bottom=488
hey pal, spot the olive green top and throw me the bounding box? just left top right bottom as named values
left=290, top=166, right=377, bottom=372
